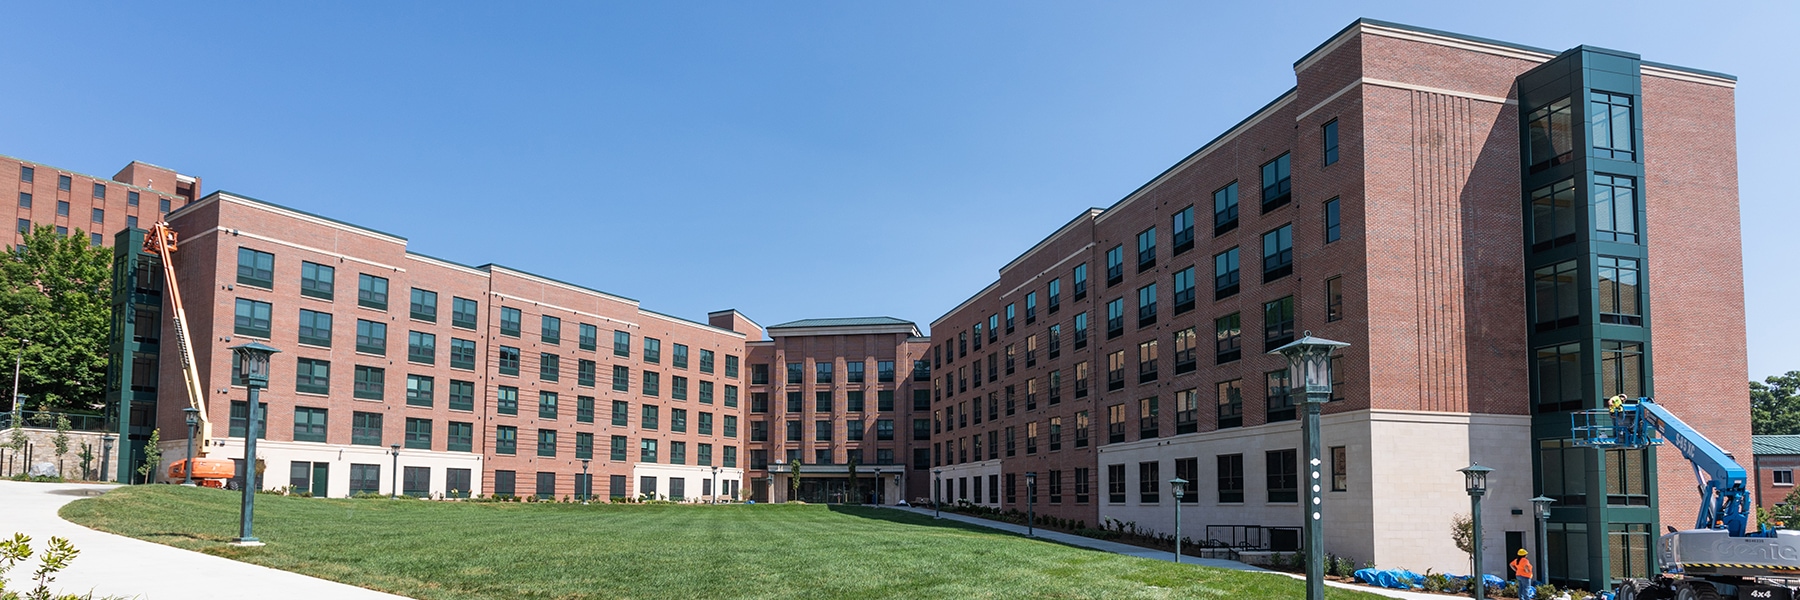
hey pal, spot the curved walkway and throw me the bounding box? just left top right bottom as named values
left=0, top=480, right=409, bottom=600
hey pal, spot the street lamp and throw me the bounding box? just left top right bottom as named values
left=181, top=408, right=199, bottom=486
left=100, top=433, right=114, bottom=484
left=1530, top=495, right=1554, bottom=586
left=582, top=459, right=592, bottom=505
left=1269, top=332, right=1349, bottom=600
left=1025, top=472, right=1037, bottom=537
left=230, top=341, right=279, bottom=547
left=389, top=444, right=401, bottom=499
left=711, top=465, right=720, bottom=505
left=1170, top=477, right=1188, bottom=563
left=933, top=469, right=942, bottom=519
left=1460, top=462, right=1494, bottom=600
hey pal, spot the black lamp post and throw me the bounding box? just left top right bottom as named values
left=765, top=473, right=774, bottom=503
left=711, top=465, right=720, bottom=505
left=1170, top=477, right=1188, bottom=563
left=1025, top=472, right=1037, bottom=537
left=1269, top=332, right=1349, bottom=600
left=100, top=433, right=114, bottom=483
left=933, top=469, right=942, bottom=519
left=389, top=444, right=400, bottom=499
left=582, top=458, right=592, bottom=505
left=230, top=341, right=279, bottom=547
left=182, top=408, right=199, bottom=486
left=1460, top=462, right=1494, bottom=600
left=1530, top=495, right=1554, bottom=586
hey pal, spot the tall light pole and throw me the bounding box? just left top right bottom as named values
left=100, top=433, right=114, bottom=483
left=1170, top=477, right=1188, bottom=563
left=230, top=341, right=279, bottom=547
left=765, top=473, right=774, bottom=503
left=711, top=465, right=719, bottom=505
left=1270, top=332, right=1349, bottom=600
left=582, top=459, right=592, bottom=505
left=1530, top=495, right=1554, bottom=587
left=1461, top=463, right=1494, bottom=600
left=1025, top=472, right=1037, bottom=537
left=389, top=444, right=401, bottom=499
left=181, top=408, right=199, bottom=486
left=933, top=469, right=942, bottom=519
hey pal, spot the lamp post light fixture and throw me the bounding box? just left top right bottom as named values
left=765, top=473, right=774, bottom=503
left=182, top=408, right=199, bottom=486
left=582, top=459, right=592, bottom=505
left=1460, top=462, right=1494, bottom=600
left=100, top=433, right=114, bottom=484
left=933, top=469, right=942, bottom=519
left=1170, top=477, right=1188, bottom=563
left=389, top=444, right=401, bottom=499
left=230, top=341, right=279, bottom=547
left=1025, top=472, right=1037, bottom=537
left=1530, top=495, right=1554, bottom=587
left=1269, top=332, right=1349, bottom=600
left=711, top=465, right=720, bottom=505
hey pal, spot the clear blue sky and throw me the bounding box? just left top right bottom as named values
left=3, top=2, right=1795, bottom=379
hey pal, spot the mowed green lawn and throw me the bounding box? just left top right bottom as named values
left=62, top=486, right=1384, bottom=600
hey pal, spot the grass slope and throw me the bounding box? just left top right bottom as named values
left=62, top=486, right=1384, bottom=599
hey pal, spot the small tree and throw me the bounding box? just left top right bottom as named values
left=136, top=429, right=160, bottom=483
left=51, top=415, right=69, bottom=478
left=75, top=442, right=93, bottom=481
left=789, top=461, right=803, bottom=503
left=1452, top=512, right=1476, bottom=573
left=847, top=457, right=860, bottom=505
left=5, top=425, right=25, bottom=477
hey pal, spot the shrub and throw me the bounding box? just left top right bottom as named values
left=0, top=532, right=85, bottom=600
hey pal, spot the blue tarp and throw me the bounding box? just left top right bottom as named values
left=1352, top=568, right=1425, bottom=589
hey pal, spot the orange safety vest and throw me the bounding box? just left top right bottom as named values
left=1510, top=556, right=1534, bottom=579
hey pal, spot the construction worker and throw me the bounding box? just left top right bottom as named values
left=1608, top=394, right=1631, bottom=443
left=1510, top=548, right=1536, bottom=597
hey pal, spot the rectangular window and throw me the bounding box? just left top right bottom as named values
left=725, top=385, right=738, bottom=408
left=1594, top=174, right=1639, bottom=244
left=1214, top=248, right=1240, bottom=299
left=17, top=166, right=30, bottom=183
left=577, top=396, right=595, bottom=423
left=1331, top=446, right=1348, bottom=491
left=494, top=427, right=516, bottom=455
left=611, top=436, right=628, bottom=461
left=498, top=346, right=520, bottom=376
left=1025, top=292, right=1038, bottom=324
left=579, top=323, right=598, bottom=351
left=1216, top=313, right=1241, bottom=364
left=405, top=417, right=432, bottom=450
left=14, top=192, right=25, bottom=209
left=1107, top=464, right=1127, bottom=503
left=497, top=386, right=518, bottom=415
left=1136, top=227, right=1157, bottom=271
left=1322, top=119, right=1339, bottom=165
left=1534, top=260, right=1581, bottom=331
left=451, top=297, right=479, bottom=329
left=56, top=175, right=69, bottom=192
left=1137, top=284, right=1157, bottom=327
left=541, top=315, right=561, bottom=344
left=355, top=319, right=387, bottom=355
left=293, top=407, right=328, bottom=442
left=1324, top=197, right=1340, bottom=243
left=1105, top=245, right=1124, bottom=286
left=450, top=338, right=477, bottom=370
left=447, top=421, right=473, bottom=452
left=1137, top=340, right=1158, bottom=384
left=14, top=219, right=25, bottom=234
left=1590, top=91, right=1635, bottom=161
left=1106, top=403, right=1126, bottom=444
left=350, top=464, right=381, bottom=496
left=352, top=411, right=383, bottom=446
left=295, top=358, right=330, bottom=395
left=1777, top=470, right=1795, bottom=486
left=1073, top=263, right=1088, bottom=300
left=670, top=343, right=689, bottom=369
left=409, top=288, right=437, bottom=322
left=1139, top=461, right=1161, bottom=504
left=57, top=201, right=68, bottom=217
left=236, top=248, right=274, bottom=288
left=228, top=401, right=267, bottom=439
left=1214, top=182, right=1239, bottom=235
left=405, top=374, right=434, bottom=407
left=1526, top=96, right=1575, bottom=170
left=538, top=429, right=557, bottom=457
left=1262, top=224, right=1293, bottom=282
left=1218, top=379, right=1243, bottom=429
left=1531, top=178, right=1579, bottom=251
left=1326, top=276, right=1343, bottom=322
left=578, top=359, right=597, bottom=387
left=1174, top=327, right=1197, bottom=374
left=1173, top=267, right=1195, bottom=315
left=1106, top=298, right=1124, bottom=339
left=1266, top=369, right=1294, bottom=422
left=698, top=411, right=714, bottom=435
left=1138, top=396, right=1159, bottom=439
left=1598, top=256, right=1642, bottom=325
left=499, top=307, right=522, bottom=337
left=642, top=404, right=660, bottom=430
left=1266, top=449, right=1298, bottom=503
left=1601, top=341, right=1644, bottom=400
left=670, top=408, right=687, bottom=433
left=612, top=400, right=630, bottom=426
left=1260, top=153, right=1291, bottom=212
left=540, top=353, right=560, bottom=382
left=297, top=309, right=332, bottom=347
left=357, top=274, right=388, bottom=310
left=448, top=380, right=475, bottom=411
left=408, top=331, right=436, bottom=364
left=1217, top=454, right=1245, bottom=503
left=1107, top=350, right=1126, bottom=392
left=1262, top=297, right=1295, bottom=350
left=614, top=331, right=631, bottom=357
left=539, top=391, right=559, bottom=419
left=234, top=298, right=272, bottom=338
left=576, top=432, right=594, bottom=460
left=353, top=365, right=384, bottom=400
left=845, top=360, right=865, bottom=384
left=613, top=365, right=630, bottom=392
left=725, top=355, right=739, bottom=378
left=644, top=338, right=662, bottom=364
left=1048, top=278, right=1062, bottom=313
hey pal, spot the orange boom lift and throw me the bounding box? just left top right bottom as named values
left=148, top=223, right=235, bottom=487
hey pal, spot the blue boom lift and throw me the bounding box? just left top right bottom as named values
left=1573, top=396, right=1800, bottom=600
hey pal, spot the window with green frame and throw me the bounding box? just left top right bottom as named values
left=407, top=331, right=435, bottom=364
left=405, top=374, right=434, bottom=407
left=237, top=248, right=274, bottom=288
left=234, top=298, right=272, bottom=338
left=578, top=359, right=596, bottom=387
left=614, top=331, right=631, bottom=357
left=357, top=274, right=388, bottom=311
left=295, top=358, right=330, bottom=395
left=495, top=425, right=516, bottom=455
left=498, top=346, right=520, bottom=376
left=579, top=323, right=597, bottom=351
left=447, top=421, right=473, bottom=452
left=611, top=435, right=628, bottom=461
left=300, top=261, right=334, bottom=300
left=539, top=391, right=558, bottom=419
left=612, top=365, right=630, bottom=391
left=577, top=396, right=594, bottom=423
left=355, top=319, right=386, bottom=355
left=451, top=296, right=478, bottom=329
left=352, top=411, right=383, bottom=446
left=293, top=407, right=327, bottom=442
left=405, top=417, right=432, bottom=450
left=497, top=386, right=518, bottom=415
left=541, top=315, right=561, bottom=344
left=642, top=371, right=660, bottom=396
left=576, top=432, right=593, bottom=459
left=540, top=353, right=559, bottom=382
left=499, top=307, right=522, bottom=337
left=229, top=401, right=267, bottom=438
left=612, top=400, right=629, bottom=426
left=409, top=288, right=437, bottom=322
left=448, top=379, right=474, bottom=411
left=450, top=338, right=476, bottom=370
left=297, top=309, right=332, bottom=347
left=353, top=365, right=384, bottom=400
left=537, top=429, right=557, bottom=457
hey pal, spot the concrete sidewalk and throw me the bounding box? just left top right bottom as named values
left=895, top=506, right=1450, bottom=600
left=0, top=480, right=410, bottom=600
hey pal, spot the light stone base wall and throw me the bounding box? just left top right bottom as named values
left=159, top=438, right=485, bottom=498
left=935, top=458, right=1002, bottom=506
left=630, top=463, right=744, bottom=502
left=1095, top=409, right=1531, bottom=576
left=1, top=427, right=114, bottom=479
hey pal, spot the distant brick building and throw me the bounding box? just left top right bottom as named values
left=1754, top=435, right=1800, bottom=512
left=1, top=154, right=198, bottom=247
left=927, top=19, right=1743, bottom=591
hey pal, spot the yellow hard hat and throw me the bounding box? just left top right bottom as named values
left=1517, top=549, right=1528, bottom=556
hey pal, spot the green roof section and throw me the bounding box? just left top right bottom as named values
left=1754, top=435, right=1800, bottom=456
left=767, top=317, right=918, bottom=329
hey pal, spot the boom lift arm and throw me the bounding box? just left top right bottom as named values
left=144, top=222, right=213, bottom=456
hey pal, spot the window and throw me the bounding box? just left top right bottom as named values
left=1005, top=304, right=1016, bottom=333
left=354, top=319, right=386, bottom=355
left=498, top=346, right=520, bottom=376
left=644, top=338, right=662, bottom=364
left=972, top=324, right=982, bottom=351
left=495, top=426, right=517, bottom=455
left=643, top=371, right=661, bottom=396
left=1263, top=297, right=1295, bottom=350
left=1321, top=119, right=1340, bottom=165
left=672, top=343, right=689, bottom=369
left=542, top=315, right=562, bottom=344
left=670, top=408, right=688, bottom=433
left=1073, top=312, right=1088, bottom=349
left=613, top=366, right=630, bottom=392
left=228, top=401, right=268, bottom=438
left=611, top=436, right=628, bottom=461
left=1260, top=153, right=1291, bottom=212
left=410, top=288, right=437, bottom=322
left=13, top=192, right=25, bottom=209
left=1138, top=396, right=1159, bottom=439
left=1214, top=248, right=1240, bottom=300
left=1174, top=327, right=1197, bottom=374
left=1601, top=341, right=1644, bottom=400
left=295, top=358, right=330, bottom=395
left=1136, top=227, right=1156, bottom=271
left=497, top=386, right=518, bottom=415
left=815, top=420, right=832, bottom=442
left=1048, top=278, right=1061, bottom=313
left=406, top=418, right=432, bottom=450
left=697, top=411, right=714, bottom=435
left=1025, top=292, right=1038, bottom=324
left=450, top=338, right=477, bottom=370
left=1262, top=224, right=1293, bottom=282
left=293, top=407, right=328, bottom=442
left=846, top=390, right=864, bottom=412
left=725, top=355, right=739, bottom=378
left=159, top=198, right=171, bottom=213
left=579, top=359, right=597, bottom=387
left=1213, top=182, right=1239, bottom=235
left=352, top=412, right=383, bottom=446
left=725, top=385, right=738, bottom=408
left=576, top=395, right=595, bottom=423
left=642, top=404, right=660, bottom=430
left=448, top=421, right=473, bottom=452
left=1267, top=449, right=1298, bottom=503
left=451, top=297, right=479, bottom=329
left=408, top=331, right=435, bottom=364
left=1777, top=470, right=1795, bottom=486
left=1074, top=361, right=1090, bottom=399
left=1325, top=276, right=1343, bottom=322
left=1218, top=379, right=1243, bottom=429
left=1266, top=369, right=1294, bottom=422
left=815, top=361, right=833, bottom=384
left=785, top=362, right=803, bottom=385
left=349, top=464, right=381, bottom=496
left=1139, top=461, right=1160, bottom=504
left=1215, top=313, right=1241, bottom=364
left=1105, top=245, right=1124, bottom=286
left=913, top=360, right=930, bottom=382
left=751, top=363, right=769, bottom=385
left=297, top=309, right=332, bottom=347
left=236, top=248, right=274, bottom=288
left=1106, top=298, right=1124, bottom=339
left=448, top=380, right=475, bottom=411
left=352, top=366, right=385, bottom=400
left=540, top=353, right=560, bottom=382
left=1598, top=257, right=1642, bottom=325
left=612, top=400, right=630, bottom=426
left=56, top=201, right=69, bottom=217
left=406, top=374, right=434, bottom=407
left=538, top=429, right=558, bottom=457
left=499, top=307, right=522, bottom=337
left=1172, top=267, right=1195, bottom=315
left=234, top=299, right=272, bottom=338
left=17, top=166, right=30, bottom=183
left=56, top=175, right=69, bottom=192
left=1107, top=350, right=1125, bottom=392
left=1107, top=464, right=1127, bottom=503
left=1331, top=446, right=1348, bottom=491
left=614, top=331, right=631, bottom=357
left=1324, top=197, right=1340, bottom=243
left=1533, top=261, right=1581, bottom=331
left=578, top=323, right=599, bottom=352
left=1594, top=174, right=1638, bottom=243
left=1591, top=91, right=1635, bottom=161
left=1605, top=448, right=1649, bottom=506
left=357, top=274, right=388, bottom=310
left=1531, top=179, right=1579, bottom=251
left=576, top=432, right=594, bottom=460
left=302, top=263, right=338, bottom=299
left=1107, top=403, right=1126, bottom=443
left=845, top=360, right=865, bottom=384
left=1137, top=284, right=1157, bottom=327
left=1073, top=263, right=1089, bottom=300
left=1137, top=340, right=1158, bottom=384
left=539, top=391, right=559, bottom=419
left=1526, top=96, right=1575, bottom=170
left=787, top=392, right=803, bottom=413
left=14, top=219, right=25, bottom=234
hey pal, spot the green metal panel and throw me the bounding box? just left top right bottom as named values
left=103, top=228, right=163, bottom=484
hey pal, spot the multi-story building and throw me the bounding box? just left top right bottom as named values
left=1754, top=435, right=1800, bottom=512
left=745, top=317, right=930, bottom=504
left=112, top=191, right=756, bottom=502
left=928, top=19, right=1744, bottom=591
left=2, top=154, right=198, bottom=247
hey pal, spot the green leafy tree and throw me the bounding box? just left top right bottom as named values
left=788, top=461, right=802, bottom=503
left=1752, top=371, right=1800, bottom=435
left=74, top=442, right=92, bottom=481
left=1451, top=512, right=1475, bottom=572
left=136, top=429, right=160, bottom=483
left=0, top=225, right=112, bottom=413
left=847, top=457, right=859, bottom=505
left=50, top=416, right=68, bottom=478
